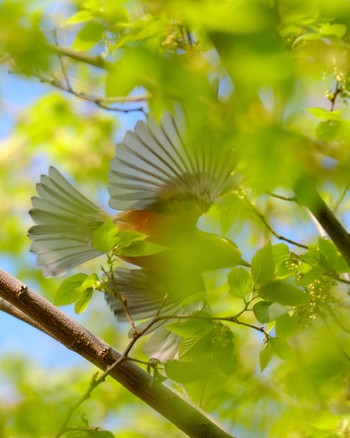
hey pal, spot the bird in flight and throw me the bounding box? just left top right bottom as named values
left=28, top=109, right=248, bottom=359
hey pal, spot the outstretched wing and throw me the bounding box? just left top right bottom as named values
left=108, top=109, right=237, bottom=218
left=105, top=267, right=205, bottom=361
left=105, top=267, right=204, bottom=321
left=28, top=166, right=106, bottom=277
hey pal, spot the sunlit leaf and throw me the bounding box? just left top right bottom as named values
left=275, top=313, right=300, bottom=339
left=54, top=273, right=88, bottom=306
left=92, top=219, right=119, bottom=253
left=64, top=10, right=94, bottom=24
left=307, top=107, right=341, bottom=121
left=270, top=338, right=294, bottom=361
left=259, top=341, right=272, bottom=371
left=253, top=301, right=288, bottom=323
left=73, top=21, right=105, bottom=51
left=167, top=317, right=214, bottom=339
left=116, top=240, right=168, bottom=257
left=251, top=242, right=275, bottom=286
left=74, top=287, right=93, bottom=314
left=227, top=267, right=252, bottom=298
left=259, top=280, right=309, bottom=306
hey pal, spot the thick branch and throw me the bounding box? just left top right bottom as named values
left=295, top=181, right=350, bottom=268
left=0, top=269, right=234, bottom=438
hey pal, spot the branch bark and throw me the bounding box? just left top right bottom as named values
left=0, top=269, right=234, bottom=438
left=295, top=180, right=350, bottom=268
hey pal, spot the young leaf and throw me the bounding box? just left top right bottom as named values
left=212, top=342, right=236, bottom=375
left=54, top=273, right=88, bottom=306
left=92, top=219, right=119, bottom=253
left=64, top=10, right=94, bottom=25
left=272, top=243, right=290, bottom=266
left=117, top=240, right=168, bottom=257
left=227, top=267, right=252, bottom=298
left=275, top=313, right=300, bottom=339
left=270, top=338, right=294, bottom=361
left=318, top=237, right=338, bottom=269
left=167, top=317, right=214, bottom=339
left=320, top=23, right=347, bottom=38
left=253, top=301, right=288, bottom=323
left=76, top=273, right=99, bottom=292
left=260, top=341, right=272, bottom=371
left=117, top=229, right=147, bottom=248
left=74, top=287, right=93, bottom=314
left=251, top=242, right=275, bottom=286
left=73, top=22, right=105, bottom=51
left=259, top=280, right=309, bottom=306
left=307, top=107, right=341, bottom=121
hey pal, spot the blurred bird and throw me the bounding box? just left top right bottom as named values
left=29, top=109, right=248, bottom=360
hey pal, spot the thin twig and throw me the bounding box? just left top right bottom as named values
left=9, top=69, right=148, bottom=113
left=47, top=43, right=112, bottom=70
left=268, top=192, right=296, bottom=202
left=244, top=196, right=308, bottom=249
left=153, top=313, right=271, bottom=338
left=329, top=80, right=342, bottom=112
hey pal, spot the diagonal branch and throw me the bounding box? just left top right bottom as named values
left=47, top=44, right=112, bottom=70
left=0, top=269, right=234, bottom=438
left=295, top=179, right=350, bottom=268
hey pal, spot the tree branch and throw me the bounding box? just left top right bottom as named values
left=47, top=44, right=112, bottom=70
left=0, top=269, right=234, bottom=438
left=295, top=180, right=350, bottom=268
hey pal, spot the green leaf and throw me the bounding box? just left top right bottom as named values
left=64, top=10, right=94, bottom=24
left=318, top=238, right=338, bottom=269
left=167, top=317, right=214, bottom=339
left=260, top=341, right=272, bottom=371
left=117, top=240, right=168, bottom=257
left=227, top=267, right=252, bottom=298
left=275, top=313, right=300, bottom=339
left=270, top=337, right=294, bottom=361
left=320, top=23, right=347, bottom=38
left=73, top=21, right=105, bottom=51
left=92, top=219, right=119, bottom=253
left=212, top=340, right=236, bottom=375
left=259, top=280, right=309, bottom=306
left=253, top=301, right=288, bottom=323
left=307, top=107, right=341, bottom=121
left=76, top=273, right=99, bottom=292
left=117, top=229, right=147, bottom=248
left=74, top=287, right=93, bottom=314
left=272, top=243, right=290, bottom=266
left=251, top=242, right=275, bottom=286
left=316, top=120, right=342, bottom=142
left=54, top=273, right=88, bottom=306
left=294, top=32, right=322, bottom=43
left=165, top=360, right=211, bottom=383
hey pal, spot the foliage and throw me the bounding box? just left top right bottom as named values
left=2, top=0, right=350, bottom=437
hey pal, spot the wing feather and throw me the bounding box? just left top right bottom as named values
left=108, top=108, right=237, bottom=215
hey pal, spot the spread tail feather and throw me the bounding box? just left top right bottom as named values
left=28, top=166, right=106, bottom=277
